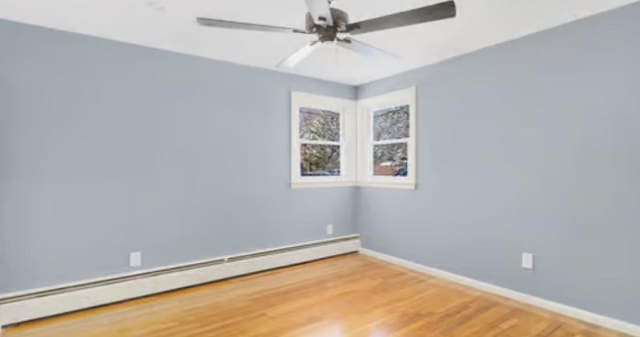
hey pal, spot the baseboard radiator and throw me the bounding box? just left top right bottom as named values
left=0, top=235, right=360, bottom=327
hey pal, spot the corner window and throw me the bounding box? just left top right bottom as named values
left=300, top=108, right=341, bottom=177
left=291, top=92, right=355, bottom=188
left=291, top=88, right=414, bottom=189
left=358, top=87, right=416, bottom=189
left=372, top=105, right=410, bottom=177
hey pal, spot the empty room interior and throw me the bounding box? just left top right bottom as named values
left=1, top=0, right=639, bottom=336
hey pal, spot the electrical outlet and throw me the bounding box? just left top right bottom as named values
left=326, top=224, right=334, bottom=236
left=129, top=251, right=142, bottom=268
left=521, top=252, right=534, bottom=270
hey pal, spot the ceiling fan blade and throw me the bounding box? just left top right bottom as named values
left=196, top=17, right=309, bottom=34
left=305, top=0, right=334, bottom=26
left=277, top=41, right=321, bottom=68
left=347, top=0, right=456, bottom=35
left=337, top=39, right=397, bottom=61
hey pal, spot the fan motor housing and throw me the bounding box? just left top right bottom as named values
left=306, top=8, right=349, bottom=42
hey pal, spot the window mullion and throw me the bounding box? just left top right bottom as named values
left=372, top=138, right=409, bottom=146
left=300, top=140, right=341, bottom=146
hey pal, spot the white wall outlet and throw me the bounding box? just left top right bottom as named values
left=129, top=251, right=142, bottom=268
left=521, top=252, right=534, bottom=270
left=326, top=224, right=334, bottom=236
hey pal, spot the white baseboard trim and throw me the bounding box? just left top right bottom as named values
left=360, top=248, right=640, bottom=337
left=0, top=235, right=360, bottom=327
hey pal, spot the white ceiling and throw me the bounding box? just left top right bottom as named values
left=0, top=0, right=637, bottom=85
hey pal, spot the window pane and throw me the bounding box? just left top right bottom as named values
left=373, top=143, right=408, bottom=177
left=373, top=105, right=409, bottom=141
left=301, top=144, right=341, bottom=176
left=300, top=108, right=340, bottom=142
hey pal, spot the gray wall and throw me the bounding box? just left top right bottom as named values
left=0, top=20, right=356, bottom=293
left=356, top=3, right=640, bottom=325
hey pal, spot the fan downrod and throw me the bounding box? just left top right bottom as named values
left=306, top=8, right=349, bottom=42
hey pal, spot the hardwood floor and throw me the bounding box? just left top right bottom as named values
left=3, top=253, right=630, bottom=337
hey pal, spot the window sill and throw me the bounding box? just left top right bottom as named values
left=291, top=181, right=415, bottom=189
left=291, top=181, right=357, bottom=189
left=357, top=181, right=416, bottom=190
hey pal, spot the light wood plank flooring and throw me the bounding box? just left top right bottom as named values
left=3, top=253, right=630, bottom=337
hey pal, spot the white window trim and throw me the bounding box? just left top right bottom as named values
left=291, top=92, right=356, bottom=189
left=357, top=87, right=417, bottom=190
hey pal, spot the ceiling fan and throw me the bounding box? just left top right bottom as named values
left=196, top=0, right=456, bottom=68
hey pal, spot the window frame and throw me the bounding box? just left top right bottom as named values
left=357, top=87, right=416, bottom=189
left=291, top=92, right=356, bottom=189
